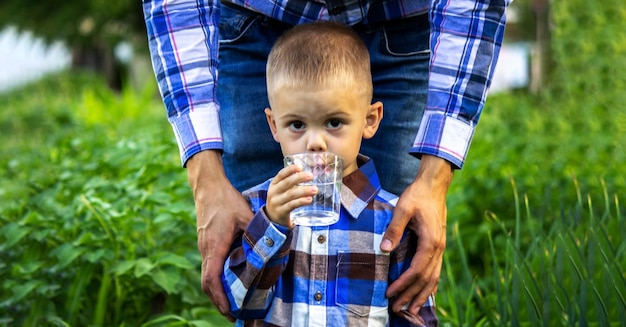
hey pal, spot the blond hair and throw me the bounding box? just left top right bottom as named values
left=266, top=21, right=372, bottom=103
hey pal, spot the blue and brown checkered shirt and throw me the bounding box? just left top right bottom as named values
left=222, top=156, right=437, bottom=326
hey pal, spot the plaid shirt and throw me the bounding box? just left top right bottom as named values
left=222, top=156, right=437, bottom=326
left=143, top=0, right=510, bottom=169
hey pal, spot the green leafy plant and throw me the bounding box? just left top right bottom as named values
left=0, top=72, right=230, bottom=326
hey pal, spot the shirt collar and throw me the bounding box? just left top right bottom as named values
left=340, top=154, right=381, bottom=219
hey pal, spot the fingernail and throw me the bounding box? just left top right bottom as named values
left=381, top=239, right=392, bottom=251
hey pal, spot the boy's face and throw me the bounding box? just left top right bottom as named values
left=265, top=84, right=382, bottom=176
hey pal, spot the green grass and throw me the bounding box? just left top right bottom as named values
left=437, top=88, right=625, bottom=326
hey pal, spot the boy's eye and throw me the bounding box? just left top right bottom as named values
left=289, top=121, right=305, bottom=130
left=326, top=119, right=342, bottom=129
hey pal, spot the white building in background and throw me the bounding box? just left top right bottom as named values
left=0, top=26, right=71, bottom=93
left=490, top=42, right=531, bottom=94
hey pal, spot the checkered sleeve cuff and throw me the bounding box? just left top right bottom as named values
left=168, top=102, right=223, bottom=167
left=411, top=111, right=475, bottom=169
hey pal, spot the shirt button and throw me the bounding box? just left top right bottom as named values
left=317, top=235, right=326, bottom=244
left=314, top=292, right=323, bottom=301
left=264, top=237, right=274, bottom=247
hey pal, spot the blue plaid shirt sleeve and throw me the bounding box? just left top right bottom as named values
left=222, top=206, right=293, bottom=319
left=411, top=0, right=510, bottom=168
left=143, top=0, right=223, bottom=166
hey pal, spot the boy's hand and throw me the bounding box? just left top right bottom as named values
left=265, top=164, right=317, bottom=227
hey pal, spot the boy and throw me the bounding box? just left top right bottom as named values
left=221, top=22, right=437, bottom=326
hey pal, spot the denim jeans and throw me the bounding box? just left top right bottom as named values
left=218, top=3, right=430, bottom=195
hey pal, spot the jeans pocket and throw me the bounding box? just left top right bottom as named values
left=381, top=14, right=431, bottom=57
left=335, top=251, right=390, bottom=317
left=219, top=3, right=259, bottom=44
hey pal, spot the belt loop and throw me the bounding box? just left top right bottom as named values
left=260, top=15, right=270, bottom=27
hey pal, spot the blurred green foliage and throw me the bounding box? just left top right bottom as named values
left=0, top=1, right=145, bottom=48
left=0, top=72, right=229, bottom=326
left=446, top=0, right=626, bottom=247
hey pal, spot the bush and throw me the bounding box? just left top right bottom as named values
left=0, top=72, right=229, bottom=326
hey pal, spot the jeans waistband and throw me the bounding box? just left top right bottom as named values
left=220, top=0, right=428, bottom=32
left=221, top=1, right=295, bottom=30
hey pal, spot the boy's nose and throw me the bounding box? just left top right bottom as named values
left=306, top=131, right=327, bottom=152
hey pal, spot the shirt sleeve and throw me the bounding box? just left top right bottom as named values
left=143, top=0, right=223, bottom=167
left=222, top=208, right=292, bottom=320
left=411, top=0, right=510, bottom=169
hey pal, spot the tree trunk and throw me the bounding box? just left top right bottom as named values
left=530, top=0, right=551, bottom=92
left=71, top=42, right=123, bottom=91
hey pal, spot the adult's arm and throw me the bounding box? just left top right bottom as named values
left=382, top=0, right=510, bottom=314
left=143, top=0, right=250, bottom=317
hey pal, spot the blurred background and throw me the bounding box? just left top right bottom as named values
left=1, top=1, right=624, bottom=326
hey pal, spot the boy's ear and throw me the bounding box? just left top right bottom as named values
left=265, top=108, right=280, bottom=142
left=363, top=101, right=383, bottom=139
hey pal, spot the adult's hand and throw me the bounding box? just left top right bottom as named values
left=381, top=155, right=453, bottom=314
left=187, top=150, right=254, bottom=321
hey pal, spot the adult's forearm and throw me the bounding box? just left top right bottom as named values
left=187, top=150, right=226, bottom=194
left=143, top=0, right=224, bottom=166
left=412, top=0, right=510, bottom=168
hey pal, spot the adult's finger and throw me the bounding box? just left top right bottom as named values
left=187, top=151, right=252, bottom=317
left=199, top=229, right=236, bottom=320
left=384, top=155, right=451, bottom=312
left=196, top=186, right=251, bottom=317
